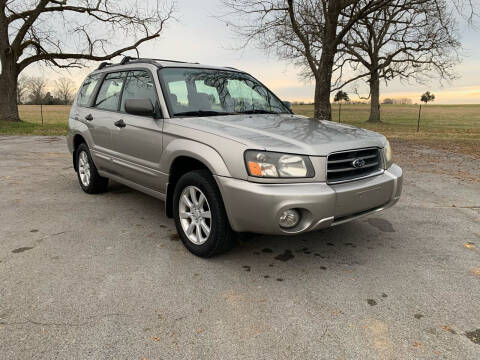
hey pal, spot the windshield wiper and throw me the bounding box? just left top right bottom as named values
left=174, top=110, right=235, bottom=117
left=238, top=109, right=279, bottom=114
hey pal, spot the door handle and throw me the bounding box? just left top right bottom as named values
left=85, top=114, right=93, bottom=121
left=114, top=119, right=126, bottom=128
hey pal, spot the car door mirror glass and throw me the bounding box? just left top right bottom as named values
left=282, top=101, right=292, bottom=110
left=125, top=98, right=154, bottom=117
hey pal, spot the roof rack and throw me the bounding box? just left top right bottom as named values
left=120, top=56, right=134, bottom=65
left=96, top=61, right=112, bottom=70
left=148, top=58, right=194, bottom=64
left=95, top=56, right=216, bottom=71
left=95, top=57, right=161, bottom=70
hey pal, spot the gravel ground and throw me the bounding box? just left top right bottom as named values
left=0, top=136, right=479, bottom=360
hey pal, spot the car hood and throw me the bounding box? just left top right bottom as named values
left=169, top=114, right=386, bottom=156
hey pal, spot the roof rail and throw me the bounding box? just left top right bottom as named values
left=149, top=58, right=196, bottom=64
left=125, top=58, right=163, bottom=66
left=95, top=56, right=202, bottom=71
left=123, top=57, right=200, bottom=65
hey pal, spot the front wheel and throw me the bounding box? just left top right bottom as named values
left=173, top=170, right=235, bottom=257
left=76, top=143, right=109, bottom=194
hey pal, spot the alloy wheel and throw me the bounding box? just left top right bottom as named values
left=78, top=151, right=91, bottom=187
left=178, top=186, right=212, bottom=245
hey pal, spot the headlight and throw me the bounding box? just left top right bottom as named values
left=384, top=140, right=393, bottom=168
left=245, top=150, right=315, bottom=178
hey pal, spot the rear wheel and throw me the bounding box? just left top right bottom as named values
left=76, top=143, right=109, bottom=194
left=173, top=170, right=234, bottom=257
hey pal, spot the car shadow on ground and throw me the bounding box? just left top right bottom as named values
left=102, top=180, right=398, bottom=281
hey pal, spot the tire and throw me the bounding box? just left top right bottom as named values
left=173, top=169, right=235, bottom=257
left=76, top=143, right=109, bottom=194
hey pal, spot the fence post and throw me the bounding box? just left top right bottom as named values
left=40, top=103, right=44, bottom=126
left=417, top=105, right=422, bottom=133
left=338, top=103, right=341, bottom=123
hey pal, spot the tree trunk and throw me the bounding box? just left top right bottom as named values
left=367, top=70, right=381, bottom=123
left=314, top=67, right=333, bottom=120
left=0, top=61, right=20, bottom=122
left=313, top=7, right=340, bottom=121
left=0, top=13, right=20, bottom=122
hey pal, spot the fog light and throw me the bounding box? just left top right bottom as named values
left=279, top=209, right=300, bottom=229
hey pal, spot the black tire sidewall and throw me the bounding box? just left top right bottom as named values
left=173, top=170, right=231, bottom=257
left=76, top=143, right=106, bottom=193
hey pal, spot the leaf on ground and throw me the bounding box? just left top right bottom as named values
left=440, top=325, right=457, bottom=334
left=469, top=268, right=480, bottom=277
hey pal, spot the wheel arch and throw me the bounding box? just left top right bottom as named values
left=165, top=156, right=211, bottom=217
left=163, top=140, right=231, bottom=218
left=72, top=134, right=87, bottom=171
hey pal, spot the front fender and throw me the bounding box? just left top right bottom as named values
left=160, top=138, right=231, bottom=177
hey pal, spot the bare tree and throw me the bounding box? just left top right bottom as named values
left=221, top=0, right=395, bottom=120
left=54, top=77, right=76, bottom=105
left=0, top=0, right=175, bottom=122
left=26, top=76, right=47, bottom=104
left=450, top=0, right=479, bottom=24
left=335, top=0, right=459, bottom=122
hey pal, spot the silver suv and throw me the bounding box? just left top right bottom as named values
left=67, top=57, right=403, bottom=257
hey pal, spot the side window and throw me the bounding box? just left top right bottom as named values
left=120, top=71, right=158, bottom=113
left=76, top=74, right=101, bottom=107
left=94, top=72, right=126, bottom=111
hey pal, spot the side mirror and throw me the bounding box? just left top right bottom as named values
left=283, top=101, right=292, bottom=110
left=125, top=98, right=154, bottom=117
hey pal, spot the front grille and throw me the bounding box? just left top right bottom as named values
left=327, top=148, right=382, bottom=183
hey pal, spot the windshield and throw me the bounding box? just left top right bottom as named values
left=158, top=68, right=290, bottom=117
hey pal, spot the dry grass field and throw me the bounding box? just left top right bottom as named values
left=1, top=104, right=478, bottom=156
left=294, top=103, right=480, bottom=156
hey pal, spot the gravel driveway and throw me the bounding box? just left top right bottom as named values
left=0, top=136, right=479, bottom=359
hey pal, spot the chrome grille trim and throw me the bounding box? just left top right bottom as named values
left=327, top=147, right=383, bottom=184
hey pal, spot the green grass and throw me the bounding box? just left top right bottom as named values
left=0, top=105, right=69, bottom=135
left=1, top=104, right=478, bottom=155
left=0, top=121, right=68, bottom=136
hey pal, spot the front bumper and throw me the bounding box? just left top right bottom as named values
left=215, top=164, right=403, bottom=235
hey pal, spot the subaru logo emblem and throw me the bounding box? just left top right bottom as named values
left=352, top=158, right=366, bottom=168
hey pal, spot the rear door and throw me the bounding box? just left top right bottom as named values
left=73, top=73, right=113, bottom=171
left=87, top=71, right=128, bottom=173
left=111, top=70, right=165, bottom=191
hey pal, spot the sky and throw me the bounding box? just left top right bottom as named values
left=21, top=0, right=480, bottom=104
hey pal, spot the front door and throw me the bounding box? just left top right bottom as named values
left=111, top=70, right=165, bottom=192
